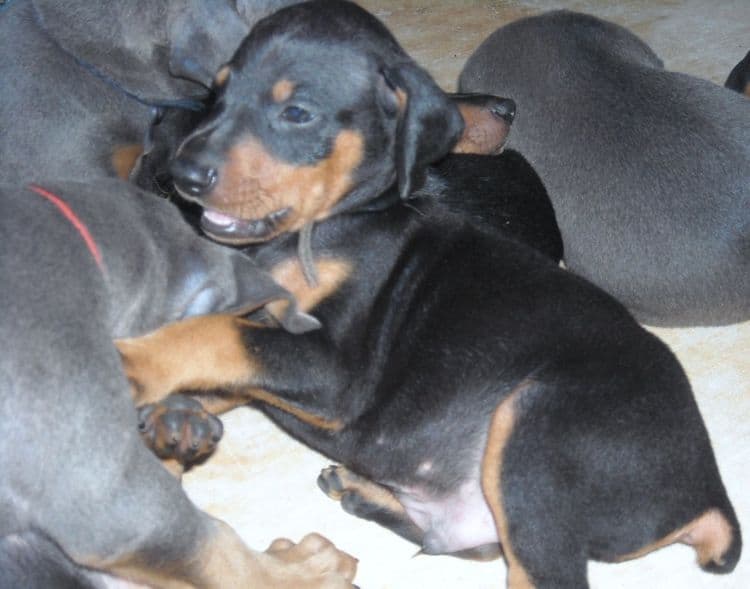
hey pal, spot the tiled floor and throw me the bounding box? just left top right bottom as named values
left=184, top=2, right=750, bottom=587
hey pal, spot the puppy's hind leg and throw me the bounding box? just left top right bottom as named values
left=481, top=385, right=589, bottom=589
left=30, top=352, right=357, bottom=588
left=318, top=465, right=426, bottom=547
left=66, top=435, right=356, bottom=589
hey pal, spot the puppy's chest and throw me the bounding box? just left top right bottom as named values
left=267, top=254, right=353, bottom=314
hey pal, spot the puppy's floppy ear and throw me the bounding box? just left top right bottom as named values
left=449, top=93, right=516, bottom=155
left=381, top=63, right=464, bottom=198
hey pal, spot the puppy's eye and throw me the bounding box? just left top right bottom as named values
left=280, top=105, right=313, bottom=124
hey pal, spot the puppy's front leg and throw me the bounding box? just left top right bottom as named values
left=116, top=313, right=346, bottom=426
left=117, top=314, right=260, bottom=409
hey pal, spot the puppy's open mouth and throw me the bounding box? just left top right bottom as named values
left=200, top=208, right=291, bottom=244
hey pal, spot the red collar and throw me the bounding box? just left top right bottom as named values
left=28, top=184, right=105, bottom=272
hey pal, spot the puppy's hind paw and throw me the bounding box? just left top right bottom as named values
left=318, top=465, right=386, bottom=515
left=261, top=533, right=358, bottom=588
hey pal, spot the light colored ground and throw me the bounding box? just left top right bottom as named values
left=184, top=2, right=750, bottom=587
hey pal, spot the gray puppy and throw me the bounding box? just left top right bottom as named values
left=460, top=10, right=750, bottom=326
left=0, top=0, right=296, bottom=185
left=0, top=180, right=355, bottom=588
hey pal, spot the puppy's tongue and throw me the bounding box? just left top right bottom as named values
left=203, top=209, right=237, bottom=227
left=200, top=207, right=291, bottom=244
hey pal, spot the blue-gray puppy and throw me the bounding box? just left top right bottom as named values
left=0, top=180, right=355, bottom=588
left=0, top=0, right=297, bottom=185
left=460, top=10, right=750, bottom=326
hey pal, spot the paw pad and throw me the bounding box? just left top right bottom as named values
left=137, top=394, right=223, bottom=468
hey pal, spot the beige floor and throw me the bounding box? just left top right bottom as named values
left=184, top=2, right=750, bottom=587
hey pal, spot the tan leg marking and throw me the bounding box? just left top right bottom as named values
left=81, top=519, right=357, bottom=589
left=481, top=381, right=536, bottom=589
left=117, top=314, right=343, bottom=429
left=615, top=508, right=735, bottom=568
left=161, top=458, right=185, bottom=479
left=111, top=144, right=144, bottom=180
left=248, top=388, right=343, bottom=430
left=320, top=466, right=406, bottom=515
left=117, top=315, right=257, bottom=406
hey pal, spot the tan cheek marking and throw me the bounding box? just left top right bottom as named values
left=481, top=381, right=536, bottom=589
left=215, top=65, right=230, bottom=87
left=266, top=257, right=352, bottom=317
left=615, top=508, right=735, bottom=567
left=211, top=131, right=364, bottom=234
left=271, top=79, right=295, bottom=102
left=211, top=139, right=290, bottom=219
left=743, top=81, right=750, bottom=97
left=111, top=144, right=144, bottom=180
left=297, top=129, right=364, bottom=225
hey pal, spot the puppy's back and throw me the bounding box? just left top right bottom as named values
left=459, top=10, right=750, bottom=326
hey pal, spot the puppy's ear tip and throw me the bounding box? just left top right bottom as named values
left=279, top=303, right=323, bottom=333
left=387, top=61, right=462, bottom=198
left=490, top=97, right=516, bottom=123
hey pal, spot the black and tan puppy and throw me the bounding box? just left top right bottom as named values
left=0, top=0, right=297, bottom=185
left=460, top=11, right=750, bottom=327
left=0, top=180, right=355, bottom=588
left=118, top=2, right=741, bottom=587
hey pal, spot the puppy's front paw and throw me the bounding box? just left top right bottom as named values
left=261, top=533, right=358, bottom=588
left=137, top=394, right=223, bottom=469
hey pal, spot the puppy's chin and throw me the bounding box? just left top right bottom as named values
left=200, top=208, right=291, bottom=244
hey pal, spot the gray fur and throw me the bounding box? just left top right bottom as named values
left=0, top=179, right=303, bottom=573
left=459, top=10, right=750, bottom=326
left=0, top=0, right=297, bottom=185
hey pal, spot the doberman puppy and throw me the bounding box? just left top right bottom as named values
left=0, top=179, right=355, bottom=588
left=726, top=50, right=750, bottom=96
left=117, top=2, right=741, bottom=587
left=0, top=0, right=296, bottom=185
left=459, top=10, right=750, bottom=327
left=135, top=94, right=563, bottom=265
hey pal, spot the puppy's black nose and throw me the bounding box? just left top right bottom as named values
left=491, top=98, right=516, bottom=124
left=170, top=158, right=218, bottom=197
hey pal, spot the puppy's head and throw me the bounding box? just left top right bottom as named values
left=169, top=0, right=464, bottom=244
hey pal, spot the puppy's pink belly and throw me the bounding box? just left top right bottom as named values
left=398, top=480, right=498, bottom=554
